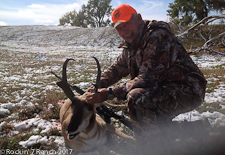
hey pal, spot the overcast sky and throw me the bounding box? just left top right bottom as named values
left=0, top=0, right=177, bottom=26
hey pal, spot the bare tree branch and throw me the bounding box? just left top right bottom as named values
left=203, top=31, right=225, bottom=48
left=177, top=15, right=225, bottom=56
left=188, top=46, right=225, bottom=56
left=188, top=31, right=225, bottom=56
left=221, top=36, right=225, bottom=47
left=199, top=33, right=207, bottom=42
left=176, top=15, right=225, bottom=37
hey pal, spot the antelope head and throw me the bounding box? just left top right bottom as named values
left=57, top=57, right=101, bottom=140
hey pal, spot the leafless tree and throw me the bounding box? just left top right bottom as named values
left=176, top=15, right=225, bottom=56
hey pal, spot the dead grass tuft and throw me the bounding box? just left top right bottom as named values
left=196, top=102, right=223, bottom=114
left=0, top=122, right=14, bottom=134
left=43, top=128, right=62, bottom=137
left=200, top=67, right=225, bottom=93
left=0, top=133, right=30, bottom=150
left=40, top=91, right=65, bottom=120
left=18, top=105, right=43, bottom=121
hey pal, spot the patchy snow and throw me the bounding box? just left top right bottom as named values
left=1, top=102, right=15, bottom=109
left=13, top=118, right=55, bottom=133
left=0, top=121, right=6, bottom=130
left=0, top=107, right=10, bottom=116
left=0, top=25, right=225, bottom=153
left=191, top=55, right=225, bottom=69
left=19, top=135, right=50, bottom=148
left=173, top=110, right=225, bottom=127
left=202, top=111, right=225, bottom=127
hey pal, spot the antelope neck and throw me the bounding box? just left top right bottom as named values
left=80, top=117, right=97, bottom=139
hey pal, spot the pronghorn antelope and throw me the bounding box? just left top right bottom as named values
left=56, top=58, right=135, bottom=154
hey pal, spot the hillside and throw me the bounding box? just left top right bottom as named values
left=0, top=25, right=122, bottom=47
left=1, top=24, right=224, bottom=52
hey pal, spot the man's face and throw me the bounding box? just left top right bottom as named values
left=116, top=14, right=142, bottom=44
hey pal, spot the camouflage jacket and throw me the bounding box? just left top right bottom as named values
left=99, top=20, right=207, bottom=100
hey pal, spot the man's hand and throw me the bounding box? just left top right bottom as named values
left=86, top=88, right=109, bottom=104
left=86, top=85, right=95, bottom=92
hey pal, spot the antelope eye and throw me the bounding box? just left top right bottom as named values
left=87, top=104, right=93, bottom=111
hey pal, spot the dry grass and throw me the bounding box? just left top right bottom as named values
left=0, top=134, right=30, bottom=150
left=0, top=132, right=59, bottom=152
left=0, top=24, right=225, bottom=153
left=0, top=46, right=112, bottom=151
left=201, top=67, right=225, bottom=94
left=195, top=67, right=225, bottom=115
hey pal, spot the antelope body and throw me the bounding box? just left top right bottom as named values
left=57, top=58, right=134, bottom=154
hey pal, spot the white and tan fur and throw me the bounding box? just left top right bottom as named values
left=57, top=58, right=134, bottom=154
left=60, top=93, right=135, bottom=154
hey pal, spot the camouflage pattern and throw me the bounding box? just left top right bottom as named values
left=98, top=20, right=207, bottom=138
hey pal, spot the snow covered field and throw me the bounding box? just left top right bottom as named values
left=0, top=25, right=225, bottom=154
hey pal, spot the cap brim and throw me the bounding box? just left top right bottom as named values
left=114, top=21, right=123, bottom=28
left=113, top=14, right=133, bottom=29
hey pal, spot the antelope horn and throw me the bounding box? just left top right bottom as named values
left=92, top=56, right=101, bottom=93
left=57, top=59, right=76, bottom=101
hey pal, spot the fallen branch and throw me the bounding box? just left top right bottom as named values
left=176, top=15, right=225, bottom=56
left=221, top=36, right=225, bottom=47
left=189, top=44, right=225, bottom=56
left=176, top=15, right=225, bottom=37
left=203, top=31, right=225, bottom=48
left=190, top=31, right=225, bottom=55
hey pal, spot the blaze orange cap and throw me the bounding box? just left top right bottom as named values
left=111, top=4, right=137, bottom=28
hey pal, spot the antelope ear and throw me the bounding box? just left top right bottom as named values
left=57, top=58, right=76, bottom=101
left=92, top=56, right=101, bottom=93
left=57, top=81, right=75, bottom=101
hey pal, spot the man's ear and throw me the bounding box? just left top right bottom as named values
left=137, top=14, right=143, bottom=23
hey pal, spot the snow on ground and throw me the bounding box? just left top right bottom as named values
left=191, top=55, right=225, bottom=69
left=0, top=25, right=225, bottom=152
